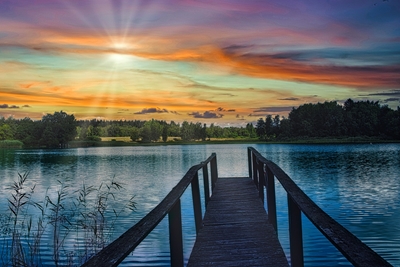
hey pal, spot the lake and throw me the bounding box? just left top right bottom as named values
left=0, top=143, right=399, bottom=266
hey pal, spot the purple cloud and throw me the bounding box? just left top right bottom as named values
left=189, top=111, right=223, bottom=119
left=0, top=104, right=19, bottom=109
left=134, top=107, right=169, bottom=114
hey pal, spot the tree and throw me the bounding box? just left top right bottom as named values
left=40, top=111, right=77, bottom=148
left=107, top=124, right=122, bottom=137
left=0, top=124, right=13, bottom=140
left=162, top=125, right=169, bottom=142
left=140, top=119, right=162, bottom=142
left=245, top=123, right=257, bottom=138
left=255, top=118, right=266, bottom=140
left=201, top=124, right=207, bottom=141
left=344, top=99, right=380, bottom=137
left=129, top=127, right=140, bottom=141
left=265, top=115, right=274, bottom=139
left=180, top=121, right=193, bottom=141
left=169, top=121, right=180, bottom=137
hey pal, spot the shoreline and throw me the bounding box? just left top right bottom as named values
left=2, top=137, right=399, bottom=150
left=68, top=137, right=400, bottom=148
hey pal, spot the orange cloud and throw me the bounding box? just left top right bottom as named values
left=135, top=45, right=399, bottom=89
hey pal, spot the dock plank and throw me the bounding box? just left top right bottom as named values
left=187, top=177, right=288, bottom=267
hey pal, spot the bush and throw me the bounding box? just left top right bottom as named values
left=0, top=140, right=23, bottom=149
left=85, top=135, right=101, bottom=142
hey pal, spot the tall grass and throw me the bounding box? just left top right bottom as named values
left=0, top=173, right=136, bottom=267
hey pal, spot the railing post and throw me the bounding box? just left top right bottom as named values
left=202, top=165, right=210, bottom=207
left=266, top=167, right=278, bottom=233
left=248, top=148, right=252, bottom=179
left=288, top=195, right=304, bottom=267
left=168, top=200, right=184, bottom=267
left=252, top=153, right=258, bottom=186
left=257, top=161, right=264, bottom=202
left=210, top=153, right=218, bottom=192
left=191, top=171, right=202, bottom=234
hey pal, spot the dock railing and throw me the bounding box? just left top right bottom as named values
left=82, top=153, right=218, bottom=267
left=248, top=147, right=392, bottom=267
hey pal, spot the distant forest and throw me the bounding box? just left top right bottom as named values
left=1, top=99, right=400, bottom=148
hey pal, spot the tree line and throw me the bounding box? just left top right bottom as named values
left=1, top=99, right=399, bottom=148
left=255, top=99, right=400, bottom=141
left=0, top=111, right=258, bottom=148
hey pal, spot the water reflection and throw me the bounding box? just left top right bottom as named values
left=0, top=144, right=399, bottom=266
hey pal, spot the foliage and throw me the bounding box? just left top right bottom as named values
left=85, top=135, right=101, bottom=142
left=0, top=140, right=23, bottom=149
left=129, top=127, right=140, bottom=142
left=40, top=111, right=77, bottom=148
left=2, top=99, right=399, bottom=147
left=254, top=99, right=400, bottom=141
left=140, top=119, right=162, bottom=142
left=0, top=124, right=13, bottom=140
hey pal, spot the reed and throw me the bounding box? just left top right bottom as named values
left=0, top=173, right=136, bottom=266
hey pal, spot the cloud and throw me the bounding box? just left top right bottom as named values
left=384, top=98, right=399, bottom=103
left=236, top=114, right=246, bottom=120
left=136, top=43, right=400, bottom=89
left=189, top=111, right=223, bottom=119
left=253, top=106, right=294, bottom=113
left=279, top=97, right=299, bottom=101
left=215, top=107, right=235, bottom=112
left=223, top=50, right=400, bottom=89
left=134, top=107, right=169, bottom=114
left=368, top=90, right=400, bottom=97
left=0, top=104, right=19, bottom=109
left=248, top=113, right=267, bottom=117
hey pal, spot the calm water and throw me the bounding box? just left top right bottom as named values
left=0, top=143, right=399, bottom=266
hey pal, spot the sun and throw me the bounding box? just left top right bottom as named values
left=108, top=42, right=132, bottom=64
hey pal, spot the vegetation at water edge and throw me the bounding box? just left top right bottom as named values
left=0, top=173, right=136, bottom=266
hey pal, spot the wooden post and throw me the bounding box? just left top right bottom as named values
left=252, top=154, right=258, bottom=186
left=191, top=172, right=202, bottom=235
left=248, top=148, right=252, bottom=179
left=202, top=165, right=210, bottom=207
left=288, top=195, right=304, bottom=267
left=266, top=167, right=278, bottom=233
left=210, top=153, right=218, bottom=192
left=168, top=200, right=184, bottom=267
left=257, top=161, right=264, bottom=203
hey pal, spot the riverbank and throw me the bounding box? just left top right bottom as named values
left=68, top=136, right=400, bottom=148
left=2, top=136, right=399, bottom=150
left=68, top=138, right=264, bottom=148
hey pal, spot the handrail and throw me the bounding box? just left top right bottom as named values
left=82, top=153, right=218, bottom=267
left=248, top=147, right=392, bottom=267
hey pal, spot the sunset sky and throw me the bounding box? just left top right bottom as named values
left=1, top=0, right=399, bottom=126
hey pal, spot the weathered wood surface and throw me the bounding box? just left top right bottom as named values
left=187, top=177, right=288, bottom=267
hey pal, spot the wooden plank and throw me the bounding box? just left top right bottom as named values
left=187, top=177, right=288, bottom=267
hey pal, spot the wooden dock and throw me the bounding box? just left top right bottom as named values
left=83, top=149, right=391, bottom=267
left=187, top=177, right=289, bottom=267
